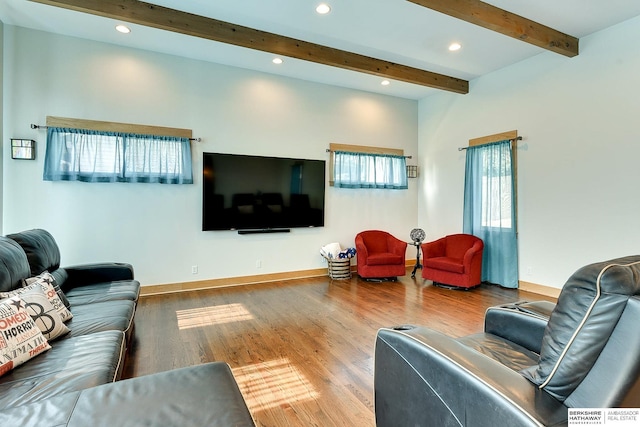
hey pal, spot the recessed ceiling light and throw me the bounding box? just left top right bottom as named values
left=272, top=58, right=283, bottom=64
left=449, top=42, right=462, bottom=52
left=316, top=3, right=331, bottom=14
left=115, top=24, right=131, bottom=34
left=381, top=80, right=390, bottom=86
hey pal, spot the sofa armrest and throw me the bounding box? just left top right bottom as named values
left=355, top=236, right=369, bottom=264
left=62, top=263, right=135, bottom=290
left=463, top=240, right=484, bottom=267
left=375, top=326, right=568, bottom=427
left=484, top=301, right=555, bottom=354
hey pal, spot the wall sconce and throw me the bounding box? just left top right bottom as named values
left=406, top=165, right=418, bottom=178
left=11, top=139, right=36, bottom=160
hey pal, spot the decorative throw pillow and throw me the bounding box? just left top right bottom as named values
left=0, top=296, right=51, bottom=377
left=16, top=287, right=70, bottom=341
left=24, top=271, right=71, bottom=309
left=2, top=275, right=73, bottom=322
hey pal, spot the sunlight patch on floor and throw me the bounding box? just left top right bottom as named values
left=176, top=303, right=253, bottom=329
left=233, top=358, right=319, bottom=412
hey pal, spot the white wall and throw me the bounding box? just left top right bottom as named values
left=2, top=26, right=418, bottom=286
left=418, top=15, right=640, bottom=289
left=0, top=20, right=4, bottom=234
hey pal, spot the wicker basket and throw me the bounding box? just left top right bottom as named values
left=326, top=257, right=352, bottom=280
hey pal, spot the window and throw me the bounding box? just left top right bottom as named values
left=43, top=126, right=193, bottom=184
left=330, top=144, right=408, bottom=190
left=479, top=146, right=513, bottom=229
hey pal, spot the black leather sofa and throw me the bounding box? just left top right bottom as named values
left=0, top=229, right=255, bottom=426
left=374, top=255, right=640, bottom=427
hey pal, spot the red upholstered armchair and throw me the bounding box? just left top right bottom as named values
left=421, top=234, right=484, bottom=289
left=355, top=230, right=407, bottom=280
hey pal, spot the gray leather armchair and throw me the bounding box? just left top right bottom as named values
left=374, top=255, right=640, bottom=427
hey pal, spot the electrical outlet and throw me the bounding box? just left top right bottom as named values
left=256, top=260, right=262, bottom=268
left=191, top=265, right=198, bottom=274
left=526, top=266, right=533, bottom=276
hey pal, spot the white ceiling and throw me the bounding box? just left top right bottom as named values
left=2, top=0, right=640, bottom=99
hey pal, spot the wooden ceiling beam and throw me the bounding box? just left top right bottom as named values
left=407, top=0, right=579, bottom=57
left=29, top=0, right=469, bottom=94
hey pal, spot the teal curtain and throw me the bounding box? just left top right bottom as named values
left=333, top=151, right=407, bottom=189
left=44, top=127, right=193, bottom=184
left=463, top=140, right=518, bottom=288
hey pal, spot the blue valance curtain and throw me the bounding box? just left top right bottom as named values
left=333, top=151, right=408, bottom=189
left=463, top=140, right=518, bottom=288
left=43, top=127, right=193, bottom=184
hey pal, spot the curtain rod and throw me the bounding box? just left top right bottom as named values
left=30, top=123, right=202, bottom=142
left=458, top=136, right=522, bottom=151
left=325, top=148, right=412, bottom=159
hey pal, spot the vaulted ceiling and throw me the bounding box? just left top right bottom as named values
left=2, top=0, right=640, bottom=99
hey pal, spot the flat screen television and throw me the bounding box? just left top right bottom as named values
left=202, top=152, right=326, bottom=232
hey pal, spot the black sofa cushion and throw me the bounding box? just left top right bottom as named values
left=64, top=300, right=135, bottom=341
left=521, top=255, right=640, bottom=401
left=0, top=362, right=256, bottom=427
left=0, top=330, right=126, bottom=410
left=0, top=237, right=30, bottom=292
left=6, top=229, right=60, bottom=277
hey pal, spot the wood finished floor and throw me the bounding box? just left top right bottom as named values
left=122, top=272, right=555, bottom=427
